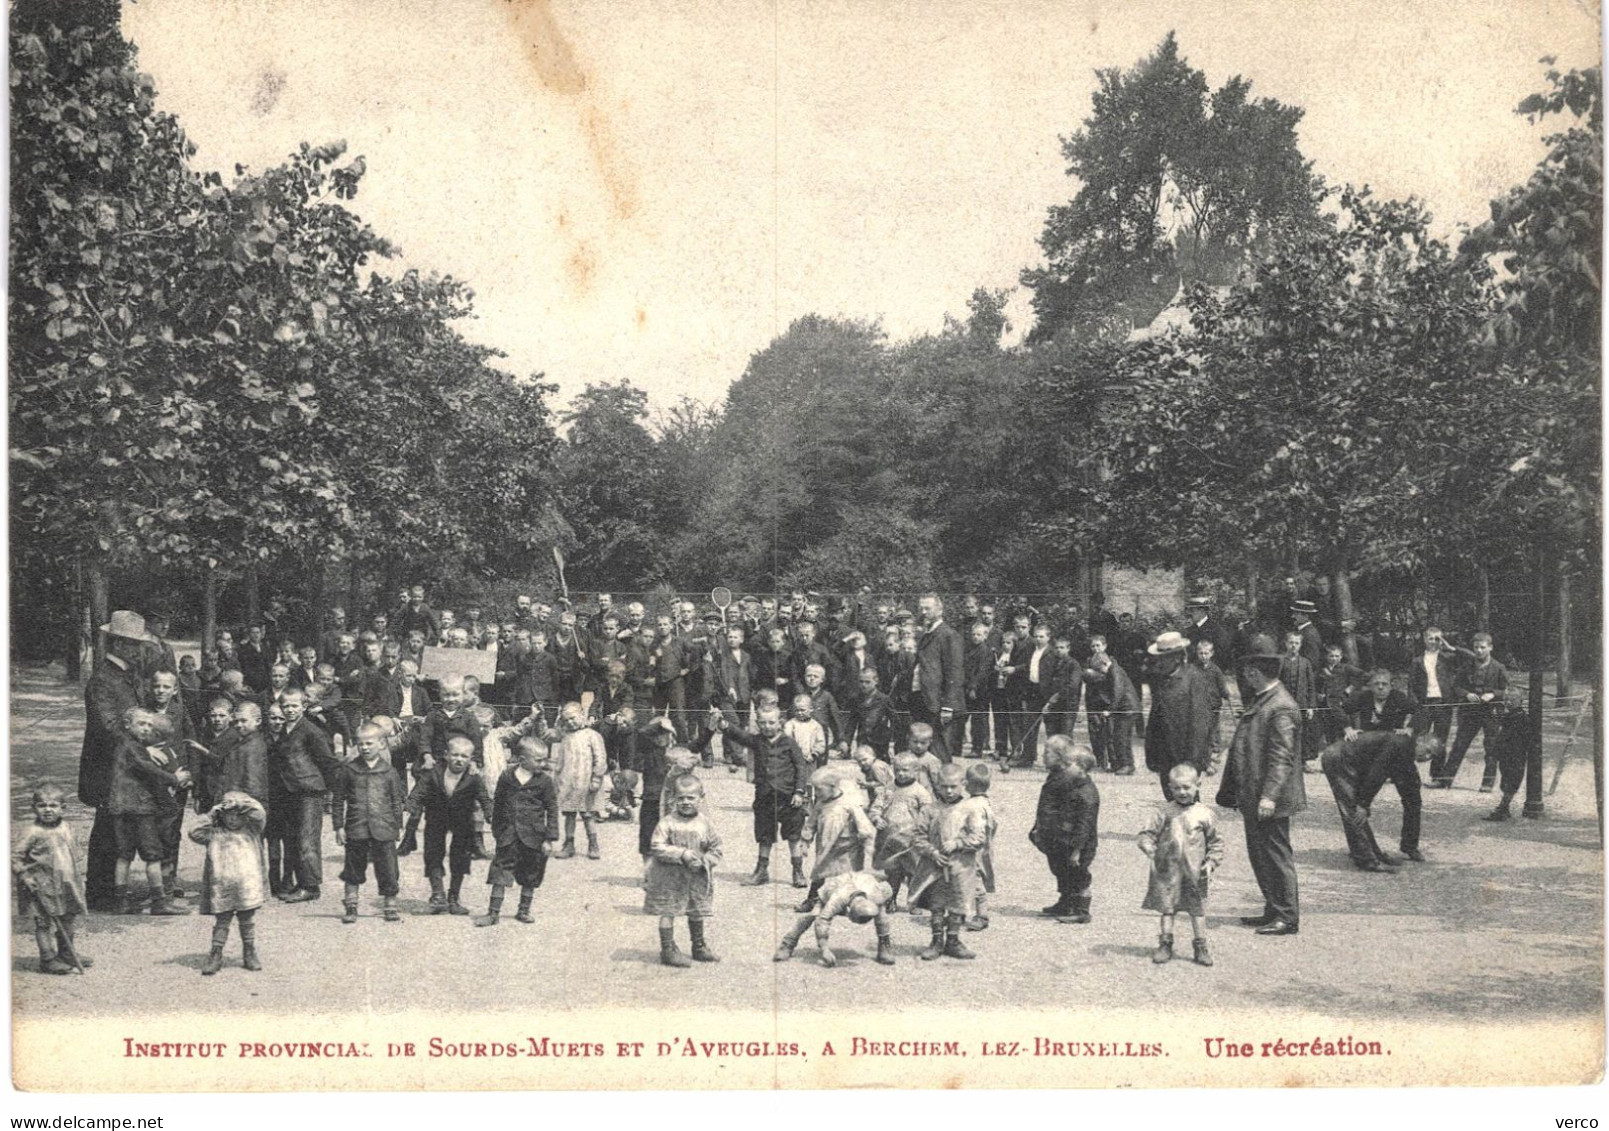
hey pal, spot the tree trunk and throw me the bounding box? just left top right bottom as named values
left=1246, top=563, right=1259, bottom=628
left=201, top=564, right=218, bottom=657
left=306, top=555, right=326, bottom=642
left=245, top=563, right=261, bottom=626
left=1477, top=565, right=1491, bottom=633
left=1556, top=566, right=1572, bottom=704
left=348, top=558, right=363, bottom=621
left=1331, top=560, right=1360, bottom=667
left=1524, top=545, right=1546, bottom=819
left=65, top=560, right=85, bottom=682
left=86, top=553, right=109, bottom=671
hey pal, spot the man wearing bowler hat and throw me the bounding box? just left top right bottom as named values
left=80, top=611, right=157, bottom=910
left=1143, top=631, right=1217, bottom=800
left=1219, top=634, right=1305, bottom=936
left=1183, top=594, right=1232, bottom=666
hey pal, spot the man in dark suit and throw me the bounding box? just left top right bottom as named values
left=79, top=611, right=153, bottom=910
left=1143, top=632, right=1217, bottom=799
left=238, top=624, right=273, bottom=694
left=1218, top=635, right=1305, bottom=936
left=912, top=594, right=966, bottom=763
left=1289, top=600, right=1326, bottom=670
left=1183, top=594, right=1233, bottom=666
left=1015, top=623, right=1060, bottom=768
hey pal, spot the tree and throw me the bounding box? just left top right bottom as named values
left=554, top=381, right=667, bottom=589
left=1021, top=33, right=1324, bottom=344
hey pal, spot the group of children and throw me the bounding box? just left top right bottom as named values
left=18, top=696, right=1236, bottom=976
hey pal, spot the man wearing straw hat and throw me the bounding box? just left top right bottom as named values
left=1143, top=631, right=1217, bottom=800
left=79, top=611, right=157, bottom=910
left=1218, top=634, right=1306, bottom=936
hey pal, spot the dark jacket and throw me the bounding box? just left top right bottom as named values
left=723, top=728, right=810, bottom=797
left=1032, top=771, right=1100, bottom=866
left=107, top=735, right=187, bottom=815
left=1408, top=651, right=1460, bottom=703
left=913, top=621, right=966, bottom=715
left=705, top=647, right=754, bottom=712
left=79, top=656, right=144, bottom=808
left=1278, top=655, right=1316, bottom=709
left=271, top=718, right=336, bottom=797
left=845, top=689, right=894, bottom=750
left=331, top=756, right=407, bottom=841
left=1084, top=659, right=1140, bottom=716
left=214, top=730, right=270, bottom=806
left=1144, top=663, right=1217, bottom=774
left=1346, top=688, right=1417, bottom=732
left=492, top=767, right=561, bottom=849
left=418, top=707, right=485, bottom=769
left=405, top=762, right=494, bottom=831
left=1218, top=682, right=1306, bottom=819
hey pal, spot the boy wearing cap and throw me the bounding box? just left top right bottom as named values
left=774, top=870, right=897, bottom=967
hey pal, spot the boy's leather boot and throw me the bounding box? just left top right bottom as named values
left=689, top=919, right=719, bottom=962
left=555, top=838, right=576, bottom=860
left=659, top=925, right=691, bottom=968
left=742, top=856, right=770, bottom=886
left=944, top=914, right=976, bottom=959
left=875, top=931, right=896, bottom=966
left=240, top=915, right=262, bottom=971
left=475, top=892, right=504, bottom=927
left=1152, top=933, right=1174, bottom=964
left=515, top=889, right=535, bottom=924
left=920, top=918, right=948, bottom=961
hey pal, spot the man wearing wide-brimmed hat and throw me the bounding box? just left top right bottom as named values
left=1217, top=634, right=1306, bottom=936
left=1143, top=631, right=1217, bottom=800
left=79, top=611, right=158, bottom=909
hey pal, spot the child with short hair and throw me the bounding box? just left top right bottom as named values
left=800, top=664, right=843, bottom=752
left=645, top=774, right=723, bottom=967
left=400, top=735, right=494, bottom=915
left=13, top=784, right=91, bottom=974
left=1138, top=763, right=1223, bottom=966
left=786, top=693, right=830, bottom=768
left=905, top=722, right=944, bottom=799
left=109, top=708, right=192, bottom=916
left=870, top=752, right=933, bottom=913
left=478, top=736, right=558, bottom=927
left=547, top=702, right=609, bottom=859
left=960, top=763, right=999, bottom=931
left=417, top=675, right=484, bottom=779
left=911, top=764, right=987, bottom=961
left=189, top=791, right=267, bottom=975
left=850, top=744, right=894, bottom=812
left=795, top=767, right=876, bottom=913
left=773, top=870, right=896, bottom=967
left=332, top=723, right=408, bottom=924
left=1030, top=738, right=1100, bottom=923
left=717, top=703, right=811, bottom=888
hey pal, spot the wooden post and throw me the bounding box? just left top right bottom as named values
left=65, top=560, right=84, bottom=682
left=201, top=564, right=218, bottom=657
left=1556, top=566, right=1572, bottom=704
left=1331, top=561, right=1360, bottom=667
left=86, top=554, right=109, bottom=670
left=1523, top=546, right=1546, bottom=819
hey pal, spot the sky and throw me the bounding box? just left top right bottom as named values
left=122, top=0, right=1602, bottom=413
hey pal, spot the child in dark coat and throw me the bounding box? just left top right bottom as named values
left=332, top=723, right=408, bottom=924
left=1030, top=738, right=1100, bottom=923
left=400, top=735, right=495, bottom=915
left=478, top=736, right=560, bottom=927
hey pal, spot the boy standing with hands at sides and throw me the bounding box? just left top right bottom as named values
left=478, top=736, right=559, bottom=927
left=190, top=791, right=268, bottom=974
left=14, top=784, right=91, bottom=974
left=400, top=735, right=494, bottom=915
left=332, top=723, right=408, bottom=924
left=910, top=764, right=988, bottom=961
left=1139, top=764, right=1223, bottom=966
left=1192, top=640, right=1233, bottom=773
left=1030, top=739, right=1100, bottom=923
left=960, top=763, right=999, bottom=931
left=716, top=703, right=811, bottom=888
left=645, top=774, right=723, bottom=967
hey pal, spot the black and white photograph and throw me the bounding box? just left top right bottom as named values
left=7, top=0, right=1604, bottom=1112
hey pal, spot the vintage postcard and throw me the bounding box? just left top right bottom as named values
left=8, top=0, right=1603, bottom=1102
